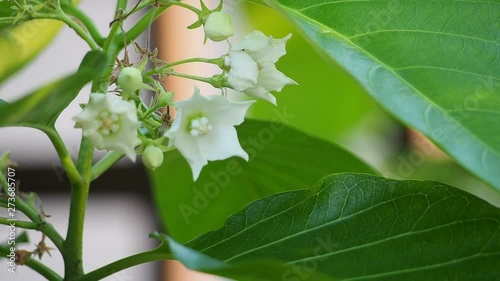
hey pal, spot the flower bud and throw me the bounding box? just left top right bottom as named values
left=117, top=67, right=143, bottom=93
left=203, top=11, right=233, bottom=42
left=142, top=145, right=164, bottom=170
left=157, top=90, right=174, bottom=107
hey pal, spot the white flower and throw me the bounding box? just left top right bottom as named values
left=225, top=31, right=297, bottom=105
left=165, top=90, right=254, bottom=180
left=203, top=11, right=233, bottom=42
left=74, top=94, right=141, bottom=161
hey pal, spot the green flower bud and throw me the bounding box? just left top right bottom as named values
left=142, top=145, right=164, bottom=170
left=157, top=90, right=174, bottom=107
left=117, top=67, right=143, bottom=94
left=203, top=11, right=233, bottom=42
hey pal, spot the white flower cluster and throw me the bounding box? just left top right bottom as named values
left=73, top=1, right=296, bottom=180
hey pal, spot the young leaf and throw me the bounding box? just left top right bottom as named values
left=168, top=173, right=500, bottom=281
left=257, top=0, right=500, bottom=191
left=0, top=50, right=109, bottom=131
left=152, top=120, right=376, bottom=243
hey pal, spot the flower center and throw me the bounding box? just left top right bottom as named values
left=189, top=116, right=212, bottom=137
left=98, top=111, right=120, bottom=136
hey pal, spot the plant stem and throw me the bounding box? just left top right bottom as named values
left=0, top=195, right=65, bottom=252
left=63, top=179, right=89, bottom=279
left=103, top=0, right=129, bottom=59
left=0, top=245, right=63, bottom=281
left=120, top=6, right=169, bottom=49
left=57, top=11, right=100, bottom=50
left=76, top=138, right=94, bottom=181
left=25, top=258, right=64, bottom=281
left=36, top=9, right=100, bottom=50
left=144, top=57, right=221, bottom=76
left=77, top=247, right=172, bottom=281
left=16, top=198, right=65, bottom=252
left=168, top=57, right=221, bottom=67
left=0, top=217, right=38, bottom=229
left=60, top=2, right=104, bottom=46
left=45, top=129, right=83, bottom=187
left=91, top=152, right=124, bottom=181
left=169, top=71, right=215, bottom=85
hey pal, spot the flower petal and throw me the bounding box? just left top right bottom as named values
left=198, top=125, right=248, bottom=162
left=227, top=51, right=259, bottom=91
left=205, top=95, right=255, bottom=126
left=165, top=91, right=253, bottom=180
left=243, top=86, right=278, bottom=105
left=73, top=93, right=141, bottom=161
left=233, top=31, right=292, bottom=64
left=258, top=63, right=297, bottom=92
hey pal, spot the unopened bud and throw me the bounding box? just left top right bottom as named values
left=203, top=11, right=233, bottom=42
left=117, top=67, right=143, bottom=94
left=142, top=145, right=164, bottom=170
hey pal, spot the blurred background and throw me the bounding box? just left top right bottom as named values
left=1, top=0, right=499, bottom=280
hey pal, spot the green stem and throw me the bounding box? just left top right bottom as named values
left=91, top=152, right=124, bottom=181
left=62, top=13, right=121, bottom=276
left=63, top=180, right=89, bottom=279
left=120, top=6, right=169, bottom=50
left=45, top=129, right=83, bottom=187
left=103, top=0, right=128, bottom=52
left=0, top=246, right=63, bottom=281
left=77, top=247, right=172, bottom=281
left=0, top=195, right=65, bottom=252
left=16, top=199, right=66, bottom=252
left=0, top=217, right=38, bottom=229
left=76, top=138, right=94, bottom=181
left=25, top=258, right=64, bottom=281
left=60, top=2, right=104, bottom=46
left=169, top=71, right=215, bottom=85
left=36, top=9, right=100, bottom=50
left=168, top=57, right=221, bottom=67
left=144, top=57, right=221, bottom=77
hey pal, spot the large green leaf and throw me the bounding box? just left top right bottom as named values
left=256, top=0, right=500, bottom=191
left=0, top=50, right=108, bottom=130
left=166, top=173, right=500, bottom=281
left=152, top=120, right=375, bottom=243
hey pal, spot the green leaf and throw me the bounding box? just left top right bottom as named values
left=0, top=50, right=108, bottom=130
left=0, top=14, right=66, bottom=83
left=0, top=99, right=7, bottom=106
left=260, top=0, right=500, bottom=191
left=152, top=120, right=375, bottom=243
left=169, top=173, right=500, bottom=281
left=154, top=233, right=335, bottom=281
